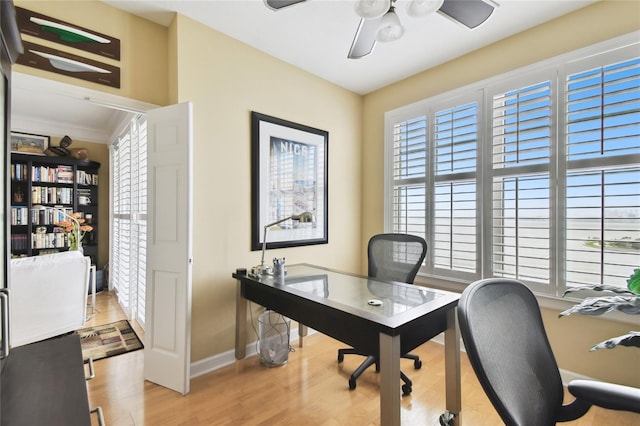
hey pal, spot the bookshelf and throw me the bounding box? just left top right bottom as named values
left=10, top=153, right=100, bottom=265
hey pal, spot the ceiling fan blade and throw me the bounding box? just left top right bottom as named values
left=264, top=0, right=307, bottom=11
left=438, top=0, right=495, bottom=29
left=348, top=17, right=383, bottom=60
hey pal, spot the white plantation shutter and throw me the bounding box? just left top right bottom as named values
left=111, top=132, right=131, bottom=312
left=135, top=120, right=147, bottom=325
left=490, top=80, right=553, bottom=286
left=562, top=55, right=640, bottom=290
left=391, top=115, right=427, bottom=236
left=110, top=115, right=148, bottom=327
left=433, top=102, right=478, bottom=276
left=388, top=97, right=481, bottom=279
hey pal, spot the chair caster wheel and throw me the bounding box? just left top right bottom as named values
left=402, top=384, right=412, bottom=395
left=338, top=353, right=344, bottom=363
left=414, top=360, right=422, bottom=369
left=349, top=379, right=357, bottom=390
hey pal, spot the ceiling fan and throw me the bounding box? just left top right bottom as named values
left=264, top=0, right=496, bottom=59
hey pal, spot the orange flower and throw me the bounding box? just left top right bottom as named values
left=54, top=212, right=93, bottom=249
left=54, top=220, right=75, bottom=232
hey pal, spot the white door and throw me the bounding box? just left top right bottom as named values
left=143, top=102, right=193, bottom=395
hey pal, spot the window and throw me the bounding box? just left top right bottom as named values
left=385, top=34, right=640, bottom=297
left=110, top=115, right=148, bottom=326
left=490, top=77, right=554, bottom=292
left=561, top=54, right=640, bottom=291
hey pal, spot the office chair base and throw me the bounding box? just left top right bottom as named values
left=339, top=350, right=417, bottom=394
left=348, top=374, right=413, bottom=395
left=401, top=371, right=413, bottom=395
left=346, top=355, right=377, bottom=390
left=404, top=353, right=422, bottom=369
left=349, top=378, right=357, bottom=390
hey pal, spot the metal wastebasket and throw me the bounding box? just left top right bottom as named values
left=258, top=310, right=290, bottom=367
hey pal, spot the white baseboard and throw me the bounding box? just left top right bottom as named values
left=190, top=326, right=311, bottom=379
left=190, top=329, right=595, bottom=386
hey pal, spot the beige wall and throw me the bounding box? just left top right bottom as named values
left=361, top=0, right=640, bottom=387
left=171, top=15, right=363, bottom=361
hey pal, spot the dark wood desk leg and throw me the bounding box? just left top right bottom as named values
left=379, top=332, right=401, bottom=426
left=298, top=324, right=307, bottom=348
left=443, top=307, right=462, bottom=426
left=235, top=279, right=247, bottom=360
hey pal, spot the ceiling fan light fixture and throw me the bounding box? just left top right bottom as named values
left=407, top=0, right=444, bottom=17
left=376, top=7, right=404, bottom=42
left=355, top=0, right=390, bottom=19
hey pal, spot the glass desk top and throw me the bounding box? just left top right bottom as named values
left=240, top=264, right=457, bottom=325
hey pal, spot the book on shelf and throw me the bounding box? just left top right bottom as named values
left=10, top=206, right=29, bottom=225
left=30, top=205, right=73, bottom=225
left=11, top=234, right=29, bottom=251
left=29, top=165, right=74, bottom=184
left=57, top=165, right=74, bottom=183
left=31, top=186, right=73, bottom=204
left=11, top=163, right=28, bottom=181
left=31, top=231, right=68, bottom=249
left=77, top=170, right=98, bottom=186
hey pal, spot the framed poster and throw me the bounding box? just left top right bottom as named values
left=10, top=132, right=49, bottom=155
left=251, top=112, right=328, bottom=251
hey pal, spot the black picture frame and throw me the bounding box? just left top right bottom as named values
left=251, top=112, right=328, bottom=251
left=10, top=131, right=49, bottom=155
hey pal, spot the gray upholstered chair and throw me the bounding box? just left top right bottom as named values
left=457, top=278, right=640, bottom=425
left=338, top=233, right=427, bottom=394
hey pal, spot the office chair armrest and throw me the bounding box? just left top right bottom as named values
left=568, top=379, right=640, bottom=414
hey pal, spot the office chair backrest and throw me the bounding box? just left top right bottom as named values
left=368, top=233, right=427, bottom=284
left=458, top=278, right=565, bottom=426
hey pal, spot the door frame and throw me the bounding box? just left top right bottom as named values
left=10, top=73, right=194, bottom=393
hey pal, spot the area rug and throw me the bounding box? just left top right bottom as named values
left=75, top=320, right=143, bottom=361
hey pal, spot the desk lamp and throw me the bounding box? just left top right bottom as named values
left=34, top=205, right=80, bottom=251
left=252, top=211, right=313, bottom=276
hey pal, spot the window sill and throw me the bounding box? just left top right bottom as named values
left=416, top=273, right=640, bottom=327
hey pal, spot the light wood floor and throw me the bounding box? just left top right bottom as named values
left=86, top=291, right=639, bottom=426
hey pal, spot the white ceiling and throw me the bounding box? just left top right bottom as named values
left=102, top=0, right=597, bottom=94
left=11, top=0, right=598, bottom=143
left=11, top=72, right=154, bottom=143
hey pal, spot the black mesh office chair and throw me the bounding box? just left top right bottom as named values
left=458, top=278, right=640, bottom=425
left=338, top=233, right=427, bottom=395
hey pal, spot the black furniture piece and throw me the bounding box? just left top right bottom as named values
left=338, top=233, right=427, bottom=395
left=457, top=278, right=640, bottom=425
left=233, top=264, right=461, bottom=426
left=10, top=153, right=100, bottom=266
left=1, top=334, right=104, bottom=426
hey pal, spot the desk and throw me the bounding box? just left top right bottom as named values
left=234, top=264, right=461, bottom=426
left=1, top=335, right=93, bottom=426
